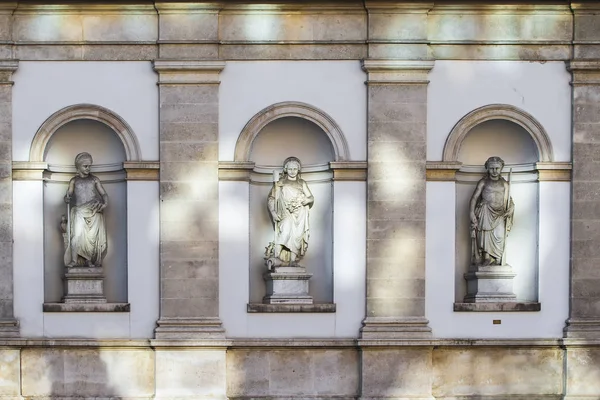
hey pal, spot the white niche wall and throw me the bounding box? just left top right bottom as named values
left=219, top=100, right=366, bottom=338
left=249, top=117, right=334, bottom=303
left=43, top=119, right=128, bottom=303
left=426, top=103, right=570, bottom=338
left=454, top=119, right=539, bottom=303
left=13, top=103, right=159, bottom=338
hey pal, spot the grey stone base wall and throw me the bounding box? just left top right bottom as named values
left=0, top=340, right=597, bottom=399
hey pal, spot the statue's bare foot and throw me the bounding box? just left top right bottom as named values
left=66, top=262, right=76, bottom=267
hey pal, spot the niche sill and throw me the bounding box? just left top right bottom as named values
left=43, top=303, right=130, bottom=312
left=247, top=303, right=336, bottom=313
left=454, top=302, right=541, bottom=312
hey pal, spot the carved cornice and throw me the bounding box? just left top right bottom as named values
left=124, top=161, right=159, bottom=181
left=12, top=161, right=47, bottom=181
left=13, top=4, right=156, bottom=15
left=218, top=161, right=255, bottom=181
left=330, top=161, right=367, bottom=181
left=567, top=61, right=600, bottom=85
left=571, top=2, right=600, bottom=13
left=0, top=60, right=18, bottom=84
left=425, top=161, right=462, bottom=181
left=361, top=59, right=434, bottom=84
left=430, top=4, right=571, bottom=15
left=536, top=162, right=572, bottom=182
left=425, top=161, right=572, bottom=182
left=364, top=2, right=433, bottom=12
left=155, top=2, right=223, bottom=14
left=220, top=2, right=365, bottom=14
left=153, top=60, right=226, bottom=85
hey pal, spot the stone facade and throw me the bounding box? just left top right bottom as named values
left=0, top=1, right=599, bottom=399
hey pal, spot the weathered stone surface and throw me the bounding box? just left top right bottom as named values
left=433, top=347, right=563, bottom=397
left=0, top=349, right=19, bottom=396
left=362, top=348, right=432, bottom=399
left=155, top=349, right=226, bottom=398
left=569, top=67, right=600, bottom=337
left=227, top=349, right=359, bottom=398
left=220, top=44, right=366, bottom=60
left=155, top=62, right=223, bottom=338
left=21, top=348, right=154, bottom=397
left=566, top=346, right=600, bottom=397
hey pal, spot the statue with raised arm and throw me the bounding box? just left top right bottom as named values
left=469, top=156, right=514, bottom=267
left=265, top=157, right=314, bottom=269
left=64, top=152, right=108, bottom=268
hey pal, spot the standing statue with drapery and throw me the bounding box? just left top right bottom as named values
left=265, top=156, right=314, bottom=270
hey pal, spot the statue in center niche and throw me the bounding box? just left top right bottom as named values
left=63, top=152, right=108, bottom=268
left=469, top=156, right=515, bottom=267
left=265, top=157, right=314, bottom=269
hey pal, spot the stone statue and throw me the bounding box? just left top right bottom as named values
left=469, top=156, right=514, bottom=267
left=63, top=152, right=108, bottom=268
left=265, top=157, right=314, bottom=269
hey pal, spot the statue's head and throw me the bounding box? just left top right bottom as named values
left=484, top=156, right=504, bottom=180
left=283, top=157, right=301, bottom=177
left=74, top=152, right=93, bottom=167
left=283, top=157, right=301, bottom=180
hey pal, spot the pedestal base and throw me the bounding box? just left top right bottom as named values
left=62, top=266, right=107, bottom=304
left=263, top=266, right=313, bottom=305
left=464, top=264, right=517, bottom=303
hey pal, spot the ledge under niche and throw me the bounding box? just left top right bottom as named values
left=247, top=303, right=336, bottom=313
left=43, top=303, right=130, bottom=312
left=453, top=302, right=541, bottom=312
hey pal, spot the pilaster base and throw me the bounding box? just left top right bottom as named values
left=564, top=318, right=600, bottom=338
left=154, top=317, right=225, bottom=339
left=464, top=264, right=517, bottom=303
left=62, top=266, right=106, bottom=304
left=263, top=266, right=313, bottom=305
left=0, top=318, right=19, bottom=338
left=360, top=317, right=432, bottom=339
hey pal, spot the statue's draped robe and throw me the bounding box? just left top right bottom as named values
left=272, top=181, right=310, bottom=261
left=473, top=180, right=514, bottom=263
left=67, top=201, right=107, bottom=265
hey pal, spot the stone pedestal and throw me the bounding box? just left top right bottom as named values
left=263, top=266, right=313, bottom=305
left=62, top=266, right=107, bottom=304
left=464, top=265, right=517, bottom=303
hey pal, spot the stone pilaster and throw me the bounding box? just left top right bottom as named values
left=565, top=60, right=600, bottom=338
left=154, top=60, right=225, bottom=339
left=0, top=60, right=18, bottom=338
left=361, top=59, right=433, bottom=339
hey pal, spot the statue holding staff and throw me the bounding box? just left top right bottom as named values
left=469, top=156, right=514, bottom=267
left=265, top=157, right=314, bottom=269
left=64, top=152, right=108, bottom=268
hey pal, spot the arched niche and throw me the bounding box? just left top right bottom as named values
left=30, top=103, right=141, bottom=162
left=235, top=101, right=349, bottom=162
left=247, top=114, right=338, bottom=305
left=443, top=104, right=553, bottom=163
left=451, top=106, right=546, bottom=306
left=39, top=108, right=135, bottom=305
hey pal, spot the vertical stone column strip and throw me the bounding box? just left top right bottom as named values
left=361, top=60, right=433, bottom=339
left=0, top=60, right=18, bottom=338
left=153, top=60, right=225, bottom=339
left=565, top=60, right=600, bottom=338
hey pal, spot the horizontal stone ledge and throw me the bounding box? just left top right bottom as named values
left=453, top=302, right=541, bottom=312
left=0, top=337, right=592, bottom=349
left=43, top=303, right=130, bottom=312
left=247, top=303, right=336, bottom=313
